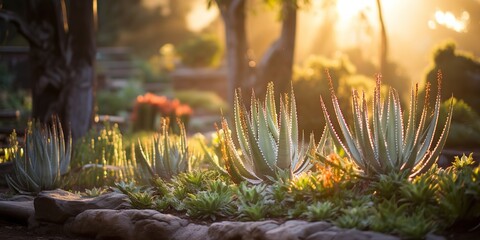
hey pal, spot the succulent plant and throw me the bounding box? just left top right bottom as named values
left=220, top=82, right=315, bottom=183
left=303, top=201, right=337, bottom=221
left=317, top=71, right=453, bottom=179
left=138, top=119, right=190, bottom=181
left=184, top=180, right=235, bottom=221
left=6, top=118, right=72, bottom=194
left=128, top=190, right=156, bottom=209
left=236, top=182, right=271, bottom=220
left=437, top=154, right=480, bottom=225
left=82, top=187, right=107, bottom=197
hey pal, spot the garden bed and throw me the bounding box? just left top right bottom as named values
left=0, top=189, right=410, bottom=240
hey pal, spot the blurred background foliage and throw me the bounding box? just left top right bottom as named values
left=0, top=0, right=479, bottom=149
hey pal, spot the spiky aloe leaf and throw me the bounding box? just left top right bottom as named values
left=257, top=103, right=277, bottom=170
left=221, top=119, right=261, bottom=184
left=265, top=83, right=279, bottom=141
left=277, top=100, right=292, bottom=172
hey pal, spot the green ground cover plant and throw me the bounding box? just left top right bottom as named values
left=117, top=154, right=479, bottom=238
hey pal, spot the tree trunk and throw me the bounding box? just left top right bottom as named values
left=0, top=0, right=95, bottom=144
left=27, top=0, right=70, bottom=131
left=216, top=0, right=251, bottom=108
left=66, top=0, right=95, bottom=143
left=376, top=0, right=388, bottom=75
left=255, top=0, right=297, bottom=97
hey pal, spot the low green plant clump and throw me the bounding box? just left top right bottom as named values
left=118, top=154, right=479, bottom=238
left=67, top=122, right=136, bottom=190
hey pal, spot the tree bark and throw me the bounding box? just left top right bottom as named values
left=0, top=0, right=95, bottom=144
left=216, top=0, right=251, bottom=108
left=255, top=0, right=297, bottom=97
left=66, top=0, right=96, bottom=143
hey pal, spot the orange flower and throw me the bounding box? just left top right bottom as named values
left=175, top=104, right=193, bottom=116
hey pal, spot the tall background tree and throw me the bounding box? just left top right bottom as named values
left=376, top=0, right=387, bottom=76
left=209, top=0, right=308, bottom=106
left=0, top=0, right=96, bottom=143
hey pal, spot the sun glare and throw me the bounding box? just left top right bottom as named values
left=186, top=1, right=219, bottom=32
left=336, top=0, right=374, bottom=22
left=429, top=10, right=469, bottom=33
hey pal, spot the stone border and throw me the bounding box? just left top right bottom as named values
left=0, top=189, right=444, bottom=240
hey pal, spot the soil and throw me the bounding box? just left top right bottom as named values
left=0, top=219, right=92, bottom=240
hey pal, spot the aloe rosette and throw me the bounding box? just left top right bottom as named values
left=318, top=71, right=453, bottom=178
left=6, top=119, right=71, bottom=194
left=220, top=82, right=315, bottom=183
left=138, top=119, right=190, bottom=181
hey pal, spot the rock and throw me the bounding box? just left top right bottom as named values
left=0, top=200, right=34, bottom=224
left=364, top=231, right=400, bottom=240
left=305, top=228, right=400, bottom=240
left=249, top=221, right=281, bottom=239
left=333, top=229, right=375, bottom=240
left=264, top=220, right=333, bottom=240
left=208, top=220, right=279, bottom=240
left=171, top=223, right=209, bottom=240
left=425, top=233, right=447, bottom=240
left=34, top=189, right=129, bottom=223
left=305, top=231, right=337, bottom=240
left=207, top=221, right=251, bottom=240
left=67, top=209, right=191, bottom=240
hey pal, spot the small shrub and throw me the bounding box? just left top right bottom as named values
left=67, top=123, right=135, bottom=189
left=96, top=82, right=143, bottom=115
left=175, top=90, right=228, bottom=115
left=440, top=97, right=480, bottom=147
left=177, top=34, right=222, bottom=68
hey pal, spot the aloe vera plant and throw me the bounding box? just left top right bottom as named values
left=220, top=82, right=315, bottom=183
left=317, top=71, right=453, bottom=179
left=6, top=119, right=72, bottom=194
left=138, top=119, right=190, bottom=181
